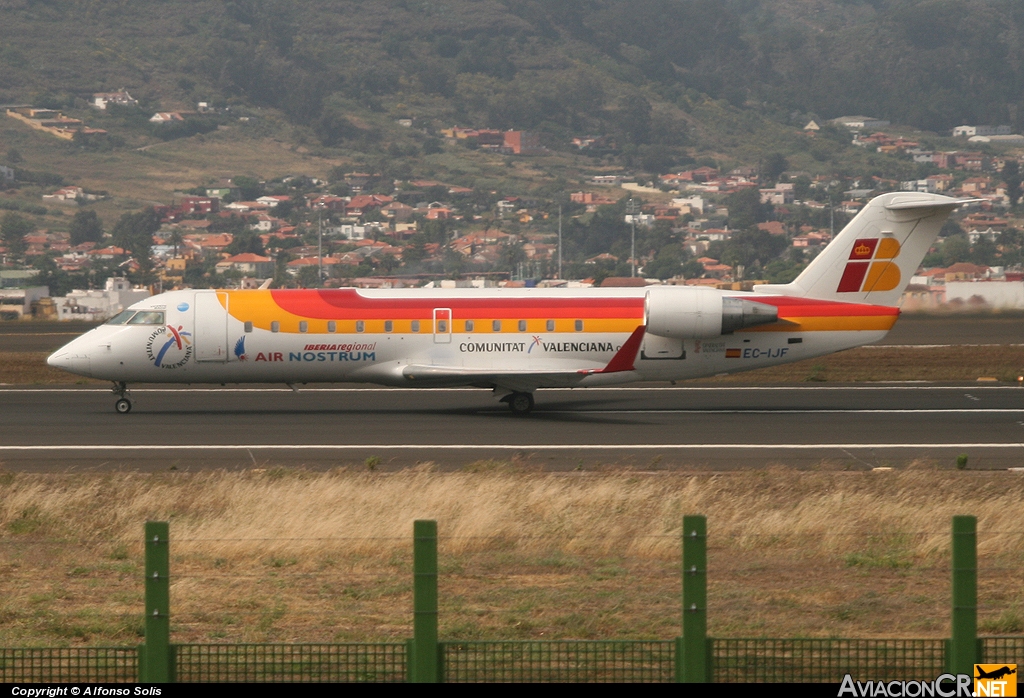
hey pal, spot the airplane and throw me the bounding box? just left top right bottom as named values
left=47, top=192, right=971, bottom=415
left=975, top=665, right=1016, bottom=681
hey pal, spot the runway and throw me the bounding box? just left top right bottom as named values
left=2, top=385, right=1022, bottom=471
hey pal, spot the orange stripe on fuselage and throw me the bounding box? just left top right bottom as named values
left=222, top=290, right=644, bottom=334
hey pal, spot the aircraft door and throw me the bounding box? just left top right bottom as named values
left=193, top=291, right=230, bottom=361
left=433, top=308, right=452, bottom=344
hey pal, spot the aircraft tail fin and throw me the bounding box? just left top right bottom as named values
left=754, top=193, right=975, bottom=306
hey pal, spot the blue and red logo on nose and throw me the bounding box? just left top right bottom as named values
left=146, top=325, right=193, bottom=368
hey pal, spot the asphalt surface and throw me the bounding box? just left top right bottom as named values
left=2, top=385, right=1022, bottom=471
left=1, top=315, right=1020, bottom=352
left=0, top=321, right=99, bottom=352
left=875, top=314, right=1023, bottom=346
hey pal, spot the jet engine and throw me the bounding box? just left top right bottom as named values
left=644, top=286, right=778, bottom=338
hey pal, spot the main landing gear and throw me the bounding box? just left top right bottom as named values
left=112, top=382, right=132, bottom=414
left=502, top=391, right=535, bottom=416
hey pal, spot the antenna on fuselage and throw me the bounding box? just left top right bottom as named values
left=258, top=278, right=273, bottom=290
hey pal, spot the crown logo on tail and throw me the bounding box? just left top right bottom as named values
left=837, top=238, right=903, bottom=292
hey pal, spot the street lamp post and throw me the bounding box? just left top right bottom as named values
left=557, top=205, right=562, bottom=280
left=625, top=198, right=640, bottom=277
left=316, top=206, right=323, bottom=287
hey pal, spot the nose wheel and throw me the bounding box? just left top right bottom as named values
left=111, top=382, right=132, bottom=414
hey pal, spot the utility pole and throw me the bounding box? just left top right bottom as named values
left=830, top=188, right=835, bottom=239
left=317, top=207, right=323, bottom=287
left=557, top=205, right=562, bottom=280
left=625, top=198, right=640, bottom=277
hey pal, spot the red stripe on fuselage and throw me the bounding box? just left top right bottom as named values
left=753, top=296, right=898, bottom=318
left=266, top=290, right=895, bottom=323
left=270, top=289, right=645, bottom=320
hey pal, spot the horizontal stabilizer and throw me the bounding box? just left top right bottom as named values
left=884, top=197, right=981, bottom=210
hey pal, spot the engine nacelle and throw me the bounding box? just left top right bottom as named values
left=644, top=286, right=778, bottom=338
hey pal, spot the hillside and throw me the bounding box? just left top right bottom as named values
left=2, top=0, right=1023, bottom=293
left=3, top=1, right=1023, bottom=144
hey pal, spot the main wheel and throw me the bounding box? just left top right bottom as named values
left=115, top=398, right=132, bottom=414
left=507, top=392, right=534, bottom=416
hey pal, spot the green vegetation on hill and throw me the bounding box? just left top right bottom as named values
left=3, top=0, right=1024, bottom=153
left=2, top=0, right=1023, bottom=291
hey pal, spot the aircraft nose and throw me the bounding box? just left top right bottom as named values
left=46, top=346, right=92, bottom=377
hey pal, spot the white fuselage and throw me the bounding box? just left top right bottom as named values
left=47, top=287, right=889, bottom=389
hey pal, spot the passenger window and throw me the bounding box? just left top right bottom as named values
left=546, top=320, right=555, bottom=332
left=127, top=311, right=165, bottom=325
left=356, top=320, right=365, bottom=333
left=492, top=320, right=501, bottom=332
left=575, top=320, right=584, bottom=332
left=465, top=320, right=474, bottom=332
left=271, top=321, right=280, bottom=333
left=106, top=310, right=136, bottom=325
left=328, top=321, right=336, bottom=333
left=385, top=320, right=393, bottom=333
left=518, top=320, right=527, bottom=332
left=244, top=321, right=253, bottom=333
left=411, top=320, right=420, bottom=332
left=437, top=320, right=447, bottom=333
left=299, top=321, right=308, bottom=333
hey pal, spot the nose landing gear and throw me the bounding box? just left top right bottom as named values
left=112, top=382, right=132, bottom=414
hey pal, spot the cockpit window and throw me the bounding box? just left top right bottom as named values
left=105, top=310, right=136, bottom=325
left=126, top=311, right=165, bottom=325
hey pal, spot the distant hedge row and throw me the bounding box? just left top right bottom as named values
left=0, top=199, right=48, bottom=216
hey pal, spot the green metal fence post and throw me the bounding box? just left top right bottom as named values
left=412, top=519, right=439, bottom=683
left=949, top=515, right=977, bottom=676
left=140, top=521, right=172, bottom=683
left=679, top=515, right=708, bottom=683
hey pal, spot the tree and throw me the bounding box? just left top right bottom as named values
left=296, top=265, right=320, bottom=288
left=166, top=228, right=184, bottom=257
left=402, top=235, right=428, bottom=265
left=232, top=176, right=262, bottom=201
left=644, top=245, right=685, bottom=280
left=1003, top=160, right=1021, bottom=209
left=31, top=253, right=71, bottom=296
left=940, top=234, right=970, bottom=266
left=111, top=208, right=159, bottom=270
left=1, top=212, right=33, bottom=255
left=226, top=231, right=265, bottom=256
left=616, top=94, right=653, bottom=145
left=762, top=153, right=789, bottom=184
left=69, top=210, right=104, bottom=246
left=720, top=228, right=788, bottom=271
left=725, top=188, right=768, bottom=231
left=498, top=239, right=525, bottom=273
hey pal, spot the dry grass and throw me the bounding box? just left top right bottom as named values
left=1, top=119, right=338, bottom=206
left=0, top=353, right=102, bottom=384
left=4, top=345, right=1024, bottom=386
left=0, top=469, right=1022, bottom=645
